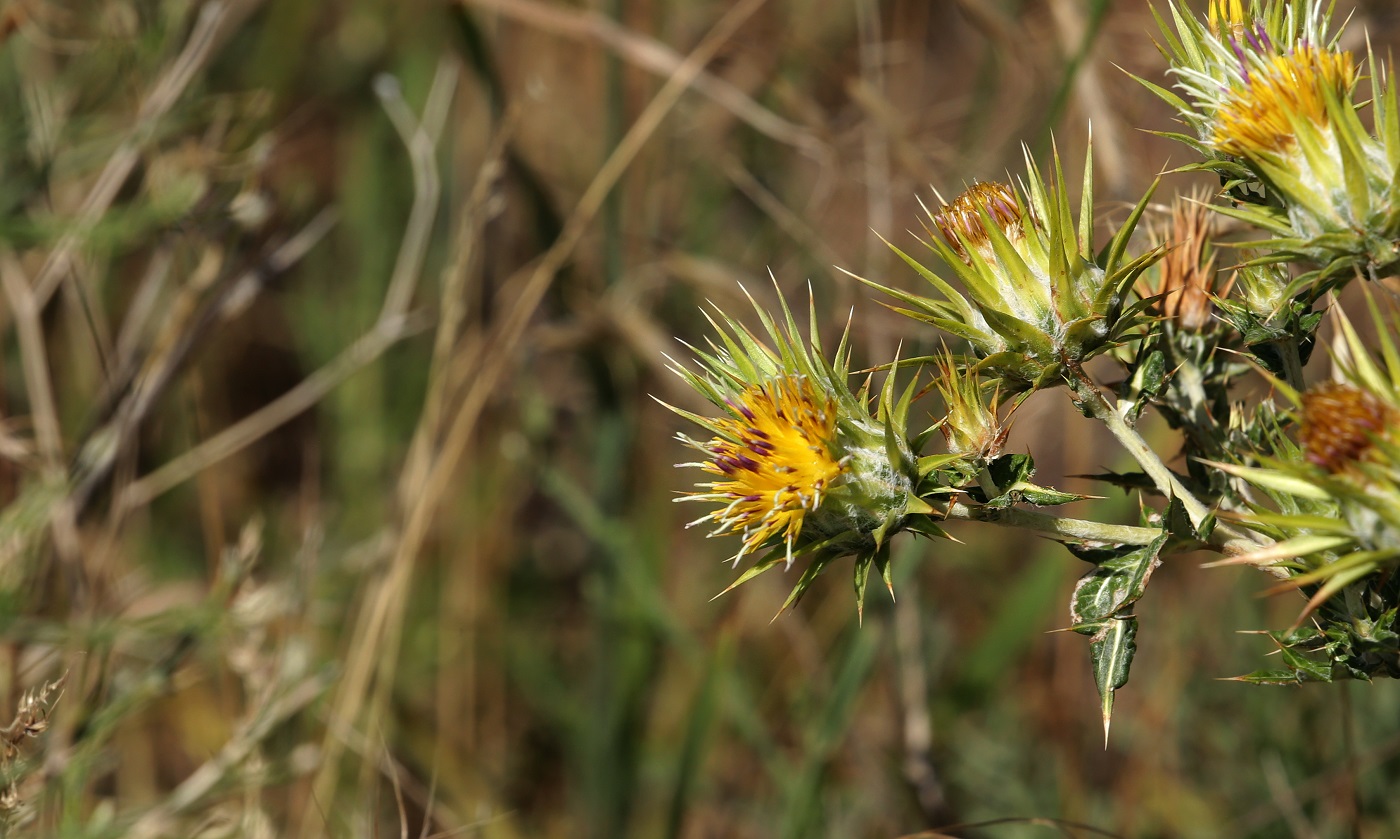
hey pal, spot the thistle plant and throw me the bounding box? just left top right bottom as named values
left=666, top=0, right=1400, bottom=736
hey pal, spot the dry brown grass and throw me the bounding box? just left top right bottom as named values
left=0, top=1, right=1395, bottom=837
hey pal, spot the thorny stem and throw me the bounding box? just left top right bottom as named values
left=1065, top=360, right=1214, bottom=530
left=1064, top=362, right=1286, bottom=577
left=944, top=501, right=1162, bottom=545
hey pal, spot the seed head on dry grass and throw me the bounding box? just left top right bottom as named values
left=0, top=671, right=65, bottom=831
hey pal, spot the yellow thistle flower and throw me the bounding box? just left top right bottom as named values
left=1149, top=0, right=1338, bottom=153
left=684, top=376, right=845, bottom=565
left=1211, top=46, right=1357, bottom=160
left=1147, top=0, right=1400, bottom=281
left=664, top=288, right=953, bottom=616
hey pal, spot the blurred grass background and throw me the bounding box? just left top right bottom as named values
left=2, top=0, right=1400, bottom=836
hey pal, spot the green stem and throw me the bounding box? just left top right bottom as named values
left=1271, top=336, right=1306, bottom=393
left=1062, top=363, right=1284, bottom=574
left=1065, top=361, right=1213, bottom=531
left=944, top=501, right=1162, bottom=545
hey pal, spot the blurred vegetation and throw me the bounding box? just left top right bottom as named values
left=0, top=0, right=1397, bottom=837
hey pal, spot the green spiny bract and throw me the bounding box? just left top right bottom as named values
left=1214, top=300, right=1400, bottom=679
left=852, top=144, right=1161, bottom=393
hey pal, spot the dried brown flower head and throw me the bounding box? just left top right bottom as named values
left=932, top=181, right=1024, bottom=261
left=1300, top=382, right=1394, bottom=472
left=1146, top=193, right=1230, bottom=331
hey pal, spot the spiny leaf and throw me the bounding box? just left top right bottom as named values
left=1089, top=616, right=1138, bottom=746
left=1070, top=532, right=1168, bottom=628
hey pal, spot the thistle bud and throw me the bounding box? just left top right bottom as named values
left=854, top=144, right=1161, bottom=392
left=1232, top=261, right=1292, bottom=321
left=930, top=350, right=1012, bottom=464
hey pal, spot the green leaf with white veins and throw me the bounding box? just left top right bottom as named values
left=1068, top=531, right=1167, bottom=743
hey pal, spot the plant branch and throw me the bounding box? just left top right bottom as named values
left=1061, top=363, right=1285, bottom=576
left=944, top=500, right=1163, bottom=545
left=1065, top=360, right=1213, bottom=530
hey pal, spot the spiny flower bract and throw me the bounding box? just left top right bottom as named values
left=1215, top=300, right=1400, bottom=661
left=851, top=143, right=1161, bottom=392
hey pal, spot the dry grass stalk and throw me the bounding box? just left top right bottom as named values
left=308, top=0, right=772, bottom=826
left=28, top=1, right=264, bottom=309
left=0, top=671, right=67, bottom=829
left=460, top=0, right=822, bottom=156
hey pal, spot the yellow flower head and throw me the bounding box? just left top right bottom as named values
left=667, top=290, right=947, bottom=613
left=933, top=181, right=1024, bottom=262
left=686, top=376, right=845, bottom=565
left=1212, top=45, right=1357, bottom=159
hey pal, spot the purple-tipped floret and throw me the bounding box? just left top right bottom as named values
left=731, top=453, right=761, bottom=472
left=726, top=397, right=756, bottom=421
left=1254, top=22, right=1276, bottom=56
left=747, top=439, right=774, bottom=455
left=1229, top=36, right=1251, bottom=81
